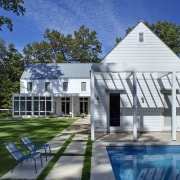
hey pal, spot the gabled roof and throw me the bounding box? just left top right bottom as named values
left=21, top=63, right=92, bottom=80
left=102, top=21, right=180, bottom=64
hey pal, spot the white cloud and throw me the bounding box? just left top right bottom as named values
left=24, top=0, right=128, bottom=55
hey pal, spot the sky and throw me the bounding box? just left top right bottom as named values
left=0, top=0, right=180, bottom=58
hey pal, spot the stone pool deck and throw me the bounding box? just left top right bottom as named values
left=91, top=132, right=180, bottom=180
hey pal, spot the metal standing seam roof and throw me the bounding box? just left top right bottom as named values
left=21, top=63, right=92, bottom=79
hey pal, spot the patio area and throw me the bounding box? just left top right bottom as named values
left=91, top=132, right=180, bottom=180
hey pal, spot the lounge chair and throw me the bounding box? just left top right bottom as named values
left=4, top=142, right=43, bottom=173
left=21, top=136, right=51, bottom=161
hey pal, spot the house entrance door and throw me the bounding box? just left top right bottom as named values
left=109, top=93, right=120, bottom=127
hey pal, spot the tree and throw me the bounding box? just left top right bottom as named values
left=23, top=25, right=102, bottom=63
left=116, top=21, right=180, bottom=56
left=0, top=43, right=23, bottom=109
left=72, top=25, right=102, bottom=62
left=148, top=21, right=180, bottom=56
left=0, top=0, right=25, bottom=31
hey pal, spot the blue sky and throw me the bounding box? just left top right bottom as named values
left=0, top=0, right=180, bottom=57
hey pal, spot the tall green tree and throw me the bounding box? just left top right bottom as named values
left=72, top=25, right=102, bottom=62
left=0, top=43, right=23, bottom=109
left=116, top=21, right=180, bottom=56
left=148, top=21, right=180, bottom=55
left=0, top=0, right=25, bottom=31
left=23, top=25, right=102, bottom=63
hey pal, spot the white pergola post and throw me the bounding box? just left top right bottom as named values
left=172, top=71, right=176, bottom=141
left=90, top=70, right=95, bottom=141
left=72, top=96, right=74, bottom=118
left=133, top=71, right=137, bottom=141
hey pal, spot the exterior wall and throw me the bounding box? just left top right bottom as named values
left=20, top=78, right=90, bottom=96
left=102, top=22, right=180, bottom=64
left=93, top=72, right=180, bottom=132
left=14, top=77, right=91, bottom=118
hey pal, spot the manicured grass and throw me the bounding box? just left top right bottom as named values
left=0, top=118, right=75, bottom=177
left=81, top=136, right=92, bottom=180
left=37, top=133, right=75, bottom=180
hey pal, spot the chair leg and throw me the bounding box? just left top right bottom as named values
left=34, top=158, right=37, bottom=173
left=40, top=155, right=43, bottom=167
left=11, top=166, right=15, bottom=173
left=45, top=149, right=47, bottom=161
left=11, top=162, right=18, bottom=173
left=49, top=146, right=51, bottom=156
left=20, top=160, right=24, bottom=167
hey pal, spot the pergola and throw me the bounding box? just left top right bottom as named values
left=90, top=63, right=180, bottom=141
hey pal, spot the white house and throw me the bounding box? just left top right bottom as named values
left=90, top=21, right=180, bottom=141
left=13, top=21, right=180, bottom=141
left=13, top=63, right=92, bottom=118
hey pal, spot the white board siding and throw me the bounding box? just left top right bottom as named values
left=92, top=22, right=180, bottom=134
left=102, top=22, right=179, bottom=64
left=139, top=116, right=162, bottom=131
left=93, top=71, right=180, bottom=132
left=20, top=78, right=90, bottom=96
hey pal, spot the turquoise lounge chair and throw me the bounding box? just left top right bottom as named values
left=21, top=136, right=51, bottom=161
left=4, top=142, right=43, bottom=173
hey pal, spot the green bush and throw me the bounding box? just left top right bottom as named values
left=0, top=112, right=12, bottom=118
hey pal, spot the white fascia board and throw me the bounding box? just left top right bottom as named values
left=92, top=63, right=180, bottom=73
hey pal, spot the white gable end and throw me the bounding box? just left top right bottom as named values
left=102, top=22, right=180, bottom=64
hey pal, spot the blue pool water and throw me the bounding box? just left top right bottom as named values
left=107, top=146, right=180, bottom=180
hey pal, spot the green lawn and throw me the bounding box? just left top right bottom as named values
left=0, top=117, right=75, bottom=177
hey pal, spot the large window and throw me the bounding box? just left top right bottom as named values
left=81, top=82, right=86, bottom=91
left=63, top=82, right=68, bottom=91
left=13, top=96, right=52, bottom=117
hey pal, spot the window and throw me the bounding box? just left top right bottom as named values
left=45, top=82, right=50, bottom=92
left=81, top=82, right=86, bottom=91
left=63, top=82, right=68, bottom=91
left=139, top=32, right=144, bottom=42
left=27, top=82, right=32, bottom=92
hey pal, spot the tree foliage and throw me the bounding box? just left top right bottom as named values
left=72, top=25, right=102, bottom=62
left=0, top=41, right=23, bottom=109
left=116, top=21, right=180, bottom=56
left=23, top=25, right=102, bottom=63
left=0, top=0, right=25, bottom=31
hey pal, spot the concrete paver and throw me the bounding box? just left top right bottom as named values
left=64, top=141, right=87, bottom=154
left=48, top=141, right=64, bottom=154
left=73, top=134, right=89, bottom=141
left=51, top=134, right=71, bottom=141
left=45, top=156, right=84, bottom=180
left=1, top=156, right=53, bottom=180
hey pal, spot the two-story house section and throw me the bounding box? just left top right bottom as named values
left=90, top=21, right=180, bottom=141
left=13, top=63, right=92, bottom=118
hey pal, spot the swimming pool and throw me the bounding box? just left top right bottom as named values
left=107, top=146, right=180, bottom=180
